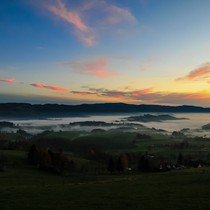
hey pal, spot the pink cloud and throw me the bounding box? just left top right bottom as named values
left=94, top=87, right=210, bottom=106
left=31, top=83, right=68, bottom=92
left=64, top=57, right=119, bottom=78
left=47, top=0, right=95, bottom=47
left=0, top=78, right=16, bottom=83
left=82, top=87, right=208, bottom=106
left=44, top=0, right=137, bottom=46
left=131, top=88, right=153, bottom=97
left=176, top=63, right=210, bottom=82
left=48, top=0, right=87, bottom=31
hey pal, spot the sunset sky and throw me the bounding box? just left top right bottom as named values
left=1, top=0, right=210, bottom=106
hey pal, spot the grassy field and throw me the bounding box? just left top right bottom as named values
left=1, top=150, right=210, bottom=210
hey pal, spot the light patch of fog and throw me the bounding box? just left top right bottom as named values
left=1, top=113, right=210, bottom=136
left=182, top=129, right=210, bottom=138
left=21, top=128, right=47, bottom=135
left=10, top=114, right=132, bottom=127
left=0, top=127, right=18, bottom=133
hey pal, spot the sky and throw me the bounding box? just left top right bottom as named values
left=1, top=0, right=210, bottom=106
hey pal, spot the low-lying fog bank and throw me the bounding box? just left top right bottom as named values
left=1, top=113, right=210, bottom=137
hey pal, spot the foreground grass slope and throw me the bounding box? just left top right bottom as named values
left=0, top=151, right=210, bottom=210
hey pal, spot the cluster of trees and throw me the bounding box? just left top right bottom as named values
left=138, top=153, right=160, bottom=172
left=28, top=144, right=72, bottom=174
left=107, top=152, right=174, bottom=173
left=0, top=130, right=32, bottom=150
left=177, top=152, right=209, bottom=168
left=107, top=154, right=129, bottom=173
left=107, top=151, right=210, bottom=173
left=106, top=152, right=174, bottom=173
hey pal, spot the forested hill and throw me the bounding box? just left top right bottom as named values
left=0, top=103, right=210, bottom=118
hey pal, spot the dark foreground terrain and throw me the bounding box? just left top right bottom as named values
left=1, top=123, right=210, bottom=210
left=0, top=150, right=210, bottom=210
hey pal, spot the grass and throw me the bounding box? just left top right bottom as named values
left=1, top=168, right=210, bottom=210
left=1, top=151, right=210, bottom=210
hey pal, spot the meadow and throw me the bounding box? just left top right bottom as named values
left=0, top=150, right=210, bottom=210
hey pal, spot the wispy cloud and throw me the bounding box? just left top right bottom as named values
left=131, top=88, right=153, bottom=97
left=63, top=57, right=120, bottom=78
left=82, top=86, right=210, bottom=105
left=1, top=89, right=208, bottom=106
left=80, top=0, right=137, bottom=23
left=101, top=90, right=127, bottom=98
left=103, top=4, right=136, bottom=25
left=31, top=83, right=69, bottom=92
left=44, top=0, right=137, bottom=46
left=0, top=78, right=16, bottom=83
left=48, top=0, right=87, bottom=31
left=83, top=87, right=154, bottom=99
left=176, top=63, right=210, bottom=82
left=46, top=0, right=95, bottom=47
left=71, top=91, right=96, bottom=96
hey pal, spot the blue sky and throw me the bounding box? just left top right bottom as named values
left=1, top=0, right=210, bottom=106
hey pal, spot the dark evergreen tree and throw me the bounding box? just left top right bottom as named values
left=28, top=144, right=39, bottom=165
left=116, top=156, right=124, bottom=172
left=138, top=154, right=148, bottom=172
left=177, top=152, right=184, bottom=165
left=107, top=157, right=115, bottom=172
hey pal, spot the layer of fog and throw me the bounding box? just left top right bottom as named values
left=1, top=113, right=210, bottom=137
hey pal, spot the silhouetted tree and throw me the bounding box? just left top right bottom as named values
left=53, top=150, right=68, bottom=173
left=120, top=154, right=129, bottom=170
left=177, top=152, right=184, bottom=165
left=116, top=156, right=124, bottom=172
left=28, top=144, right=39, bottom=165
left=138, top=154, right=148, bottom=172
left=107, top=157, right=115, bottom=172
left=38, top=149, right=53, bottom=171
left=138, top=153, right=160, bottom=172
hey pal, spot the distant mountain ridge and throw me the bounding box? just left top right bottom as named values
left=0, top=103, right=209, bottom=118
